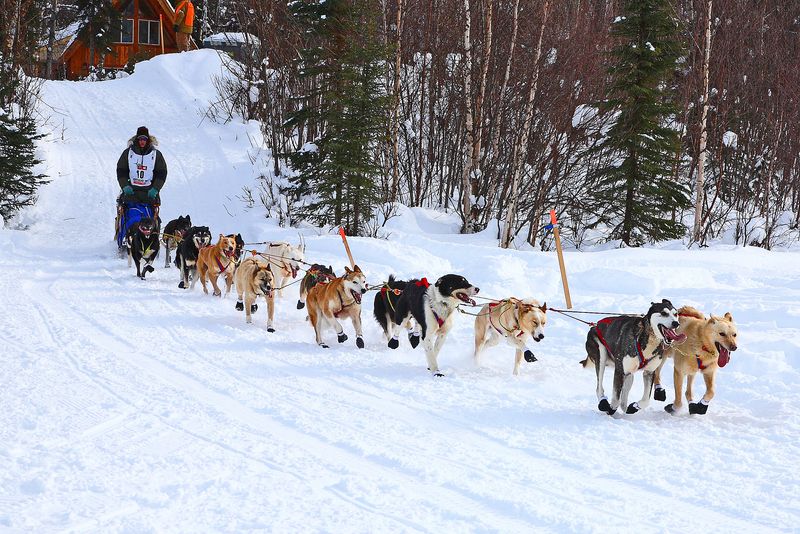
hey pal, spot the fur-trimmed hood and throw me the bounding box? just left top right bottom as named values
left=127, top=135, right=159, bottom=148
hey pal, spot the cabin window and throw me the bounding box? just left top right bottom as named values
left=138, top=19, right=160, bottom=45
left=118, top=19, right=134, bottom=44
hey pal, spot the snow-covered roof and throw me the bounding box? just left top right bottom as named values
left=202, top=32, right=261, bottom=47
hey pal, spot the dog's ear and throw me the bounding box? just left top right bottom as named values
left=353, top=264, right=361, bottom=273
left=435, top=277, right=441, bottom=287
left=266, top=264, right=272, bottom=271
left=724, top=312, right=733, bottom=322
left=540, top=302, right=547, bottom=313
left=708, top=316, right=717, bottom=325
left=344, top=266, right=352, bottom=273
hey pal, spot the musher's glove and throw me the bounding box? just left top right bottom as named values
left=147, top=187, right=159, bottom=199
left=122, top=185, right=134, bottom=196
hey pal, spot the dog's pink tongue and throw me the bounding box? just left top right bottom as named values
left=718, top=346, right=731, bottom=367
left=673, top=332, right=687, bottom=344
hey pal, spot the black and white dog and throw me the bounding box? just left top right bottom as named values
left=375, top=274, right=479, bottom=376
left=174, top=225, right=212, bottom=289
left=162, top=214, right=192, bottom=268
left=582, top=299, right=686, bottom=416
left=126, top=217, right=160, bottom=280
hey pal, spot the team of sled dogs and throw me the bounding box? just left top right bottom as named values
left=122, top=215, right=740, bottom=416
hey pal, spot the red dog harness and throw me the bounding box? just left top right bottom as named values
left=416, top=278, right=444, bottom=327
left=488, top=301, right=525, bottom=338
left=595, top=317, right=655, bottom=370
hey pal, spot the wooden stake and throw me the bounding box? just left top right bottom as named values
left=338, top=227, right=355, bottom=268
left=159, top=14, right=165, bottom=55
left=550, top=209, right=572, bottom=309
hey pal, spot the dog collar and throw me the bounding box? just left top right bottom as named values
left=432, top=308, right=444, bottom=327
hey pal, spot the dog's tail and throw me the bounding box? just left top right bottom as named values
left=677, top=305, right=705, bottom=321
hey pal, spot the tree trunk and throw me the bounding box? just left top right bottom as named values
left=500, top=0, right=549, bottom=248
left=45, top=0, right=57, bottom=79
left=460, top=0, right=475, bottom=233
left=692, top=0, right=713, bottom=243
left=389, top=0, right=404, bottom=203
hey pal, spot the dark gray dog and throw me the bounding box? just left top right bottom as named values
left=581, top=299, right=686, bottom=415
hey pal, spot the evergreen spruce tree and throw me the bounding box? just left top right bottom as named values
left=73, top=0, right=121, bottom=77
left=286, top=0, right=389, bottom=236
left=0, top=70, right=47, bottom=223
left=590, top=0, right=689, bottom=245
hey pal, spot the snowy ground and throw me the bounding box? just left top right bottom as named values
left=2, top=51, right=799, bottom=532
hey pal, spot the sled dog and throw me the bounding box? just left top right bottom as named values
left=234, top=258, right=276, bottom=328
left=372, top=275, right=415, bottom=349
left=126, top=217, right=160, bottom=280
left=262, top=241, right=305, bottom=297
left=175, top=226, right=212, bottom=289
left=297, top=264, right=336, bottom=310
left=386, top=274, right=480, bottom=376
left=306, top=265, right=367, bottom=348
left=581, top=299, right=686, bottom=415
left=473, top=298, right=547, bottom=375
left=161, top=214, right=191, bottom=268
left=654, top=306, right=738, bottom=415
left=195, top=234, right=237, bottom=296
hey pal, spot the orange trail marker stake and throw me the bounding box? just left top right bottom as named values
left=339, top=227, right=355, bottom=268
left=550, top=209, right=572, bottom=309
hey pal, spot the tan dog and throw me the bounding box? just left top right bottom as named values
left=306, top=265, right=367, bottom=348
left=655, top=306, right=739, bottom=415
left=262, top=241, right=305, bottom=297
left=195, top=234, right=237, bottom=296
left=234, top=258, right=276, bottom=329
left=474, top=298, right=547, bottom=375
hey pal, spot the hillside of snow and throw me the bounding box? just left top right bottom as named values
left=2, top=50, right=799, bottom=532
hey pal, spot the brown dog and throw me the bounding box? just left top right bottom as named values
left=195, top=234, right=237, bottom=296
left=473, top=298, right=547, bottom=375
left=655, top=306, right=739, bottom=415
left=306, top=265, right=367, bottom=348
left=234, top=258, right=275, bottom=328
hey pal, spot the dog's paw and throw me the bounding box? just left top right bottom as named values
left=409, top=332, right=420, bottom=349
left=337, top=332, right=348, bottom=343
left=319, top=343, right=329, bottom=349
left=213, top=290, right=222, bottom=297
left=598, top=397, right=612, bottom=414
left=524, top=350, right=538, bottom=363
left=654, top=385, right=667, bottom=402
left=250, top=304, right=258, bottom=313
left=626, top=402, right=641, bottom=415
left=144, top=265, right=155, bottom=274
left=178, top=281, right=185, bottom=289
left=432, top=371, right=445, bottom=378
left=297, top=301, right=305, bottom=310
left=356, top=337, right=364, bottom=349
left=267, top=327, right=275, bottom=333
left=235, top=301, right=244, bottom=311
left=665, top=403, right=677, bottom=414
left=689, top=401, right=709, bottom=415
left=388, top=337, right=399, bottom=350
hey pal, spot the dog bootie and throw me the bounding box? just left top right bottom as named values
left=250, top=304, right=258, bottom=313
left=144, top=265, right=155, bottom=274
left=654, top=385, right=667, bottom=402
left=524, top=350, right=537, bottom=363
left=235, top=301, right=244, bottom=311
left=598, top=397, right=613, bottom=414
left=388, top=337, right=399, bottom=350
left=356, top=336, right=364, bottom=349
left=319, top=343, right=329, bottom=349
left=665, top=403, right=677, bottom=414
left=297, top=300, right=305, bottom=310
left=337, top=332, right=348, bottom=343
left=626, top=402, right=640, bottom=414
left=178, top=280, right=186, bottom=289
left=409, top=332, right=420, bottom=349
left=267, top=326, right=275, bottom=333
left=689, top=400, right=709, bottom=415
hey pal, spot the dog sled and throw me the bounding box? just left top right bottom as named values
left=114, top=197, right=160, bottom=249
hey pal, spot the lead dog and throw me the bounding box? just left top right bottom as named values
left=655, top=306, right=739, bottom=415
left=581, top=299, right=686, bottom=415
left=195, top=234, right=237, bottom=296
left=126, top=217, right=159, bottom=280
left=390, top=274, right=480, bottom=377
left=162, top=214, right=191, bottom=268
left=473, top=298, right=547, bottom=375
left=262, top=241, right=305, bottom=297
left=306, top=265, right=367, bottom=348
left=175, top=226, right=212, bottom=289
left=234, top=258, right=275, bottom=328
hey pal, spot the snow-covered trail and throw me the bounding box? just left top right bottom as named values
left=2, top=51, right=799, bottom=531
